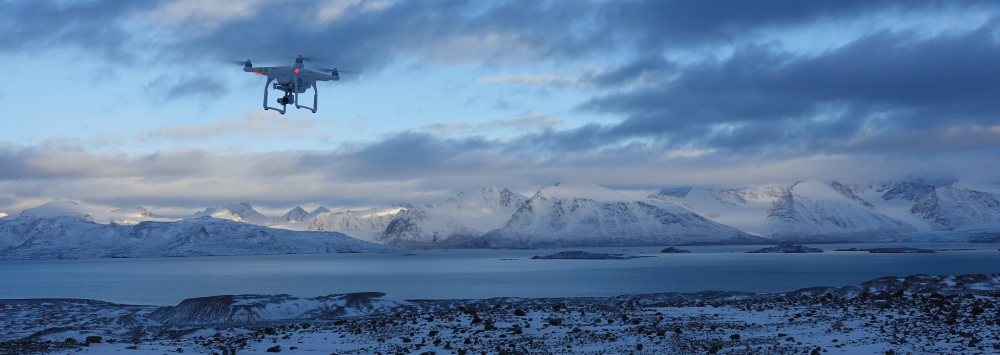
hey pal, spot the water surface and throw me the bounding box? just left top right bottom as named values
left=1, top=243, right=997, bottom=305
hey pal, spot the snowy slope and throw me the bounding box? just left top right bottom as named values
left=649, top=185, right=789, bottom=236
left=305, top=206, right=330, bottom=220
left=835, top=180, right=952, bottom=231
left=305, top=206, right=405, bottom=231
left=281, top=206, right=310, bottom=223
left=482, top=184, right=762, bottom=248
left=433, top=187, right=528, bottom=231
left=762, top=181, right=916, bottom=242
left=377, top=188, right=527, bottom=249
left=193, top=202, right=278, bottom=225
left=0, top=216, right=399, bottom=260
left=651, top=180, right=1000, bottom=242
left=376, top=206, right=487, bottom=248
left=910, top=181, right=1000, bottom=231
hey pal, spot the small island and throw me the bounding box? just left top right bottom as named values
left=531, top=251, right=651, bottom=260
left=660, top=247, right=691, bottom=253
left=834, top=247, right=935, bottom=253
left=747, top=245, right=824, bottom=253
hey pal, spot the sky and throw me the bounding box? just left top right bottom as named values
left=1, top=0, right=999, bottom=216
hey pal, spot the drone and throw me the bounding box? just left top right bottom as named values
left=242, top=55, right=340, bottom=114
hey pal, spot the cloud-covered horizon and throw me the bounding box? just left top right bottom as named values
left=2, top=0, right=999, bottom=214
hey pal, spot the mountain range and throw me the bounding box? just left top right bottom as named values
left=3, top=179, right=999, bottom=256
left=0, top=216, right=398, bottom=260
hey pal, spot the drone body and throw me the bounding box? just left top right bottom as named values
left=243, top=55, right=340, bottom=114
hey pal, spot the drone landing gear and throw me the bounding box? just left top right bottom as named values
left=262, top=77, right=286, bottom=114
left=293, top=74, right=318, bottom=113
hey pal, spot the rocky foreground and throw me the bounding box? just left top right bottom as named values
left=3, top=274, right=1000, bottom=354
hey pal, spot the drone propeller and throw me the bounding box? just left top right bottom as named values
left=317, top=67, right=355, bottom=73
left=288, top=55, right=325, bottom=62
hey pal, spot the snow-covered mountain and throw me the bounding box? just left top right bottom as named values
left=8, top=199, right=171, bottom=225
left=651, top=179, right=1000, bottom=243
left=377, top=187, right=527, bottom=249
left=762, top=181, right=916, bottom=242
left=305, top=206, right=406, bottom=231
left=909, top=181, right=1000, bottom=231
left=109, top=206, right=156, bottom=218
left=193, top=202, right=279, bottom=224
left=377, top=206, right=488, bottom=248
left=6, top=179, right=999, bottom=253
left=649, top=185, right=790, bottom=235
left=481, top=184, right=763, bottom=248
left=0, top=216, right=399, bottom=260
left=15, top=198, right=98, bottom=221
left=278, top=206, right=331, bottom=223
left=306, top=206, right=330, bottom=220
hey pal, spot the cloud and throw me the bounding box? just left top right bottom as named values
left=569, top=24, right=1000, bottom=156
left=7, top=0, right=992, bottom=69
left=144, top=0, right=269, bottom=31
left=415, top=112, right=561, bottom=137
left=477, top=73, right=583, bottom=88
left=3, top=133, right=999, bottom=216
left=145, top=74, right=228, bottom=104
left=141, top=110, right=332, bottom=142
left=4, top=0, right=1000, bottom=215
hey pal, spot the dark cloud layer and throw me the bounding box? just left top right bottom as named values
left=3, top=1, right=993, bottom=67
left=578, top=24, right=1000, bottom=155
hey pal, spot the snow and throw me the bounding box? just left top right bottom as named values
left=538, top=182, right=647, bottom=202
left=483, top=184, right=762, bottom=247
left=305, top=205, right=405, bottom=231
left=4, top=179, right=1000, bottom=255
left=763, top=181, right=916, bottom=241
left=9, top=199, right=174, bottom=225
left=0, top=216, right=399, bottom=260
left=378, top=187, right=527, bottom=248
left=651, top=179, right=1000, bottom=243
left=5, top=273, right=1000, bottom=354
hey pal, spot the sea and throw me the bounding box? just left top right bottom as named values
left=1, top=243, right=998, bottom=306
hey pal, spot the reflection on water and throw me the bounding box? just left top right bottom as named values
left=1, top=243, right=997, bottom=305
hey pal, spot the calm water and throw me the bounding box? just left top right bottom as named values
left=1, top=243, right=998, bottom=306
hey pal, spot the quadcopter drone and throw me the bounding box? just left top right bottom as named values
left=242, top=55, right=340, bottom=114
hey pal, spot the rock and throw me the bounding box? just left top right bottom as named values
left=834, top=247, right=935, bottom=253
left=867, top=248, right=934, bottom=253
left=660, top=247, right=691, bottom=253
left=266, top=345, right=281, bottom=352
left=532, top=251, right=649, bottom=259
left=747, top=245, right=824, bottom=253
